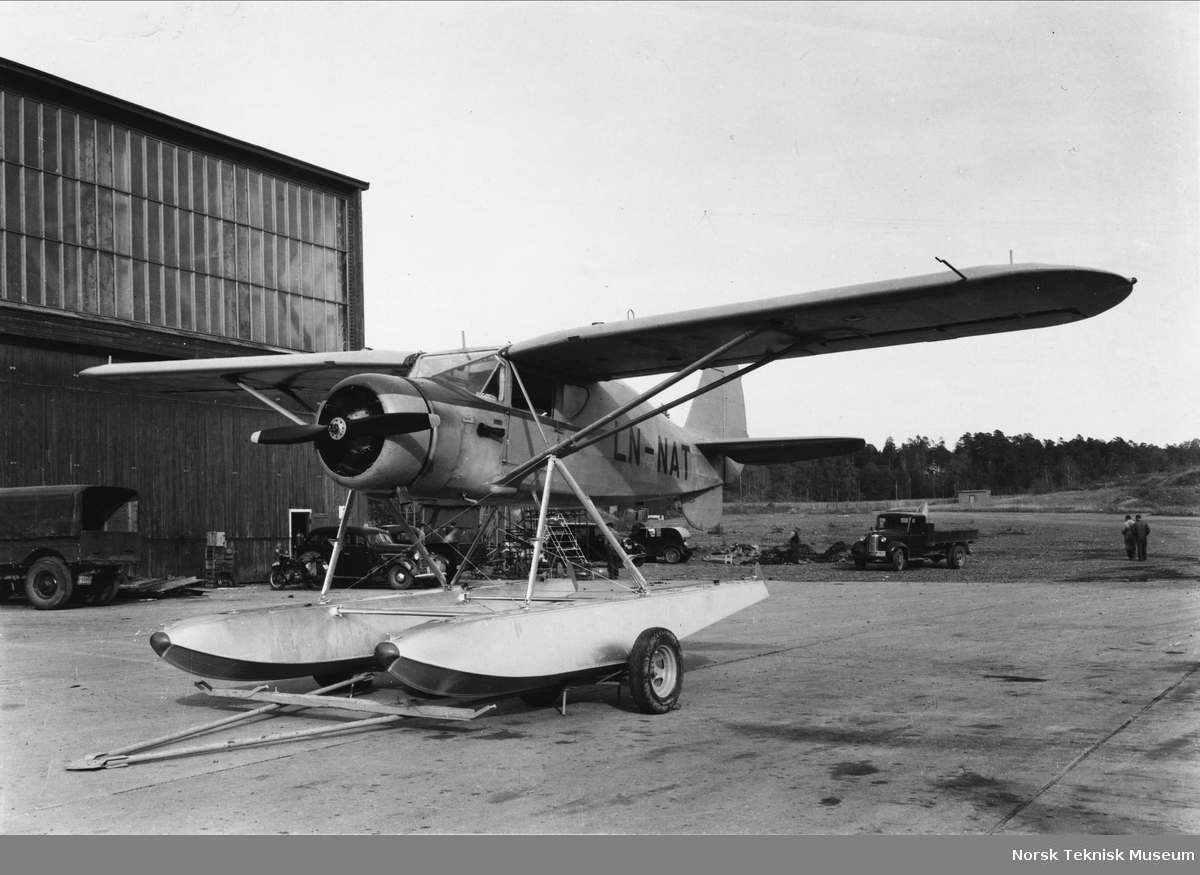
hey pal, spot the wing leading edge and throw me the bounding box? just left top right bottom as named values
left=78, top=349, right=420, bottom=397
left=505, top=263, right=1134, bottom=382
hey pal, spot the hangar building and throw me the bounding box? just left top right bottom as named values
left=1, top=57, right=370, bottom=581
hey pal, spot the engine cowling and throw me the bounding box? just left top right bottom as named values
left=315, top=374, right=438, bottom=492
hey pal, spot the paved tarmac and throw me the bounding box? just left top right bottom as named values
left=1, top=571, right=1196, bottom=834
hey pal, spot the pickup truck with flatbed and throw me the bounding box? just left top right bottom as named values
left=849, top=511, right=977, bottom=571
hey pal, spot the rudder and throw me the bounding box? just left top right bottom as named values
left=685, top=367, right=748, bottom=440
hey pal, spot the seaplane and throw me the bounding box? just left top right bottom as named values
left=81, top=261, right=1133, bottom=714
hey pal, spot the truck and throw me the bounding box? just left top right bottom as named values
left=849, top=510, right=977, bottom=571
left=630, top=524, right=693, bottom=564
left=0, top=485, right=141, bottom=609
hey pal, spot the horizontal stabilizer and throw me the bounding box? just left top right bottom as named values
left=695, top=436, right=865, bottom=464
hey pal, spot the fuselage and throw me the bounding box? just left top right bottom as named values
left=313, top=348, right=726, bottom=505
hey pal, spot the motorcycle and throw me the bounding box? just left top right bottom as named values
left=268, top=544, right=326, bottom=590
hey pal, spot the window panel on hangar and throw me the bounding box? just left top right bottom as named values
left=0, top=89, right=349, bottom=353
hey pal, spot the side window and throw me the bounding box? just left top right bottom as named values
left=559, top=383, right=589, bottom=420
left=480, top=365, right=503, bottom=401
left=511, top=369, right=555, bottom=417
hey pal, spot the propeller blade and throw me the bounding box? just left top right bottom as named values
left=252, top=413, right=440, bottom=445
left=341, top=412, right=441, bottom=439
left=252, top=423, right=329, bottom=445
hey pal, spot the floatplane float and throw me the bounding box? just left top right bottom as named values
left=83, top=261, right=1133, bottom=722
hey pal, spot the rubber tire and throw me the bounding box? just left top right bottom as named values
left=854, top=558, right=867, bottom=570
left=890, top=548, right=907, bottom=572
left=660, top=546, right=683, bottom=565
left=268, top=568, right=287, bottom=590
left=388, top=559, right=417, bottom=590
left=25, top=557, right=75, bottom=610
left=520, top=688, right=563, bottom=707
left=947, top=544, right=967, bottom=570
left=628, top=627, right=683, bottom=715
left=85, top=572, right=123, bottom=606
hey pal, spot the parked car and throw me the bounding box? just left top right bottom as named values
left=631, top=524, right=693, bottom=564
left=301, top=526, right=414, bottom=588
left=381, top=524, right=467, bottom=584
left=0, top=485, right=140, bottom=609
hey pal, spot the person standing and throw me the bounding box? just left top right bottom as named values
left=788, top=529, right=801, bottom=563
left=1132, top=514, right=1151, bottom=561
left=1122, top=515, right=1136, bottom=560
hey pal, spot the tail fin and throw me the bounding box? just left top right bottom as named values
left=681, top=368, right=747, bottom=531
left=686, top=368, right=748, bottom=439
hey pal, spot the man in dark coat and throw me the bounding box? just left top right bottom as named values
left=1132, top=514, right=1151, bottom=561
left=1122, top=515, right=1136, bottom=560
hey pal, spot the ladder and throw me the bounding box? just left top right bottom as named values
left=544, top=515, right=593, bottom=581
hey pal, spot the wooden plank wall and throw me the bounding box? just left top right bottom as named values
left=0, top=339, right=357, bottom=580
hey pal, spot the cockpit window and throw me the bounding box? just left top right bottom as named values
left=412, top=351, right=504, bottom=399
left=511, top=368, right=556, bottom=418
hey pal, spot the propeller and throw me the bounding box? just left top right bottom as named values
left=253, top=412, right=440, bottom=445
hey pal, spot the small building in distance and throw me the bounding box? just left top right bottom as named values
left=1, top=57, right=370, bottom=581
left=956, top=489, right=991, bottom=505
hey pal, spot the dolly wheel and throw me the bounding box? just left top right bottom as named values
left=628, top=627, right=683, bottom=714
left=25, top=557, right=75, bottom=610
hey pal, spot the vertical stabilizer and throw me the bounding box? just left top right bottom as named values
left=682, top=368, right=749, bottom=530
left=686, top=368, right=748, bottom=439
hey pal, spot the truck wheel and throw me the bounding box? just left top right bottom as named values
left=660, top=546, right=683, bottom=565
left=854, top=558, right=867, bottom=570
left=889, top=549, right=907, bottom=572
left=628, top=627, right=683, bottom=714
left=947, top=545, right=967, bottom=570
left=85, top=572, right=123, bottom=606
left=25, top=557, right=75, bottom=610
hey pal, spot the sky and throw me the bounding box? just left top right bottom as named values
left=2, top=1, right=1196, bottom=450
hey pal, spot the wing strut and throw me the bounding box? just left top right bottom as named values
left=499, top=327, right=765, bottom=488
left=561, top=338, right=811, bottom=459
left=233, top=380, right=311, bottom=425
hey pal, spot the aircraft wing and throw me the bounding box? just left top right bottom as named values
left=505, top=263, right=1134, bottom=382
left=694, top=437, right=866, bottom=464
left=78, top=349, right=419, bottom=398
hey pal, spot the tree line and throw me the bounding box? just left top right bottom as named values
left=732, top=433, right=1200, bottom=503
